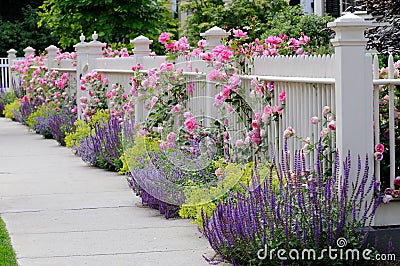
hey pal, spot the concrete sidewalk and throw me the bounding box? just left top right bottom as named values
left=0, top=118, right=212, bottom=266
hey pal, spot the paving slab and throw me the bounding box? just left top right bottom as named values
left=0, top=118, right=213, bottom=265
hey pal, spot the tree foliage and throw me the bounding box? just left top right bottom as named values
left=181, top=0, right=288, bottom=43
left=0, top=4, right=56, bottom=57
left=356, top=0, right=400, bottom=54
left=261, top=5, right=334, bottom=54
left=1, top=0, right=42, bottom=21
left=181, top=0, right=333, bottom=52
left=38, top=0, right=177, bottom=53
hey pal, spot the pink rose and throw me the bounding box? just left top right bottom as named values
left=252, top=120, right=259, bottom=129
left=375, top=143, right=384, bottom=153
left=160, top=141, right=168, bottom=150
left=235, top=139, right=244, bottom=147
left=310, top=116, right=319, bottom=124
left=167, top=132, right=177, bottom=143
left=158, top=32, right=171, bottom=44
left=394, top=176, right=400, bottom=187
left=267, top=81, right=274, bottom=91
left=232, top=29, right=248, bottom=39
left=171, top=104, right=181, bottom=113
left=222, top=85, right=230, bottom=99
left=279, top=91, right=286, bottom=103
left=283, top=127, right=295, bottom=139
left=328, top=120, right=336, bottom=130
left=201, top=53, right=214, bottom=61
left=208, top=69, right=222, bottom=81
left=228, top=75, right=241, bottom=88
left=322, top=106, right=330, bottom=115
left=187, top=82, right=194, bottom=95
left=184, top=117, right=197, bottom=132
left=183, top=111, right=192, bottom=119
left=164, top=42, right=175, bottom=51
left=275, top=106, right=283, bottom=115
left=214, top=93, right=224, bottom=108
left=197, top=40, right=206, bottom=49
left=320, top=128, right=329, bottom=138
left=264, top=105, right=273, bottom=116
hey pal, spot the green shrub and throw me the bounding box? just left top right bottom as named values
left=64, top=109, right=109, bottom=149
left=65, top=120, right=91, bottom=149
left=27, top=104, right=51, bottom=129
left=181, top=0, right=333, bottom=54
left=179, top=160, right=273, bottom=226
left=181, top=0, right=288, bottom=45
left=261, top=5, right=334, bottom=54
left=0, top=90, right=16, bottom=117
left=3, top=99, right=20, bottom=120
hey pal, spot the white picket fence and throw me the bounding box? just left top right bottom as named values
left=0, top=58, right=10, bottom=90
left=6, top=13, right=400, bottom=226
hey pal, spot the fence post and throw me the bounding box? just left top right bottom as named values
left=131, top=35, right=153, bottom=59
left=131, top=35, right=153, bottom=124
left=74, top=34, right=89, bottom=118
left=87, top=31, right=105, bottom=70
left=200, top=26, right=228, bottom=52
left=7, top=49, right=17, bottom=91
left=45, top=45, right=58, bottom=69
left=23, top=46, right=35, bottom=58
left=200, top=27, right=229, bottom=127
left=328, top=14, right=374, bottom=199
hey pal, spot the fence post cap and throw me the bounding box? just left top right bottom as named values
left=80, top=33, right=86, bottom=43
left=7, top=48, right=17, bottom=54
left=328, top=13, right=372, bottom=47
left=131, top=35, right=153, bottom=56
left=86, top=31, right=106, bottom=58
left=200, top=26, right=228, bottom=37
left=45, top=45, right=58, bottom=53
left=87, top=31, right=106, bottom=47
left=7, top=49, right=17, bottom=59
left=327, top=12, right=372, bottom=28
left=23, top=46, right=35, bottom=53
left=74, top=33, right=88, bottom=50
left=23, top=46, right=35, bottom=58
left=131, top=35, right=153, bottom=45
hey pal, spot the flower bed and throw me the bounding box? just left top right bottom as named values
left=3, top=27, right=393, bottom=265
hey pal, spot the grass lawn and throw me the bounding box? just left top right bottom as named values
left=0, top=216, right=17, bottom=266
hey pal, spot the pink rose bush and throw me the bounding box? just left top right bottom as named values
left=11, top=52, right=76, bottom=113
left=80, top=71, right=108, bottom=119
left=123, top=29, right=315, bottom=161
left=103, top=46, right=131, bottom=58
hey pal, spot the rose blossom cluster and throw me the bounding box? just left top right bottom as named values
left=55, top=50, right=77, bottom=67
left=107, top=83, right=134, bottom=122
left=158, top=32, right=190, bottom=54
left=103, top=46, right=131, bottom=58
left=80, top=70, right=108, bottom=118
left=27, top=67, right=74, bottom=110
